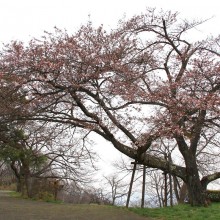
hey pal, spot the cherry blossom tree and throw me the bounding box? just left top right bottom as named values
left=0, top=9, right=219, bottom=206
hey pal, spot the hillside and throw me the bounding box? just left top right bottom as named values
left=0, top=191, right=150, bottom=220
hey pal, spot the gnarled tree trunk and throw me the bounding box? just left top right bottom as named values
left=184, top=153, right=206, bottom=206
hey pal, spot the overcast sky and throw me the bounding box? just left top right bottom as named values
left=0, top=0, right=220, bottom=44
left=1, top=0, right=219, bottom=175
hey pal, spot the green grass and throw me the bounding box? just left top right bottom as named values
left=7, top=191, right=220, bottom=219
left=8, top=191, right=22, bottom=198
left=129, top=203, right=220, bottom=220
left=1, top=190, right=148, bottom=220
left=7, top=191, right=63, bottom=203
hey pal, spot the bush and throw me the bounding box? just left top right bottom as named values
left=0, top=183, right=17, bottom=191
left=35, top=191, right=55, bottom=202
left=206, top=190, right=220, bottom=202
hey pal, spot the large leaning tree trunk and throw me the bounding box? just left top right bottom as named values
left=0, top=9, right=219, bottom=206
left=183, top=151, right=206, bottom=205
left=173, top=109, right=209, bottom=206
left=186, top=160, right=206, bottom=205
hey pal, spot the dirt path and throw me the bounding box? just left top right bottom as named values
left=0, top=191, right=152, bottom=220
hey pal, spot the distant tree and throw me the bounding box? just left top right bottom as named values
left=103, top=174, right=128, bottom=205
left=0, top=122, right=97, bottom=197
left=0, top=162, right=16, bottom=189
left=0, top=124, right=47, bottom=196
left=61, top=181, right=111, bottom=204
left=0, top=8, right=219, bottom=206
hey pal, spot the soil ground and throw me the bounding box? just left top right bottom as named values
left=0, top=191, right=152, bottom=220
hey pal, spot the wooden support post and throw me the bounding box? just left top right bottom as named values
left=163, top=153, right=168, bottom=207
left=163, top=172, right=168, bottom=207
left=168, top=153, right=173, bottom=206
left=141, top=165, right=146, bottom=208
left=169, top=172, right=173, bottom=206
left=126, top=161, right=137, bottom=208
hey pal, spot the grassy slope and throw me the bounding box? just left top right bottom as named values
left=5, top=191, right=220, bottom=220
left=0, top=191, right=148, bottom=220
left=130, top=203, right=220, bottom=220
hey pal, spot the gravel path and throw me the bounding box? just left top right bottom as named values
left=0, top=191, right=151, bottom=220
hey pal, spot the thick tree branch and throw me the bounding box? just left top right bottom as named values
left=201, top=172, right=220, bottom=189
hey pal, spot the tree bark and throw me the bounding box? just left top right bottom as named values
left=201, top=172, right=220, bottom=190
left=173, top=176, right=180, bottom=203
left=179, top=182, right=187, bottom=203
left=184, top=153, right=206, bottom=206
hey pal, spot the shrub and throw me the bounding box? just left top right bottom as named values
left=36, top=191, right=55, bottom=202
left=206, top=190, right=220, bottom=202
